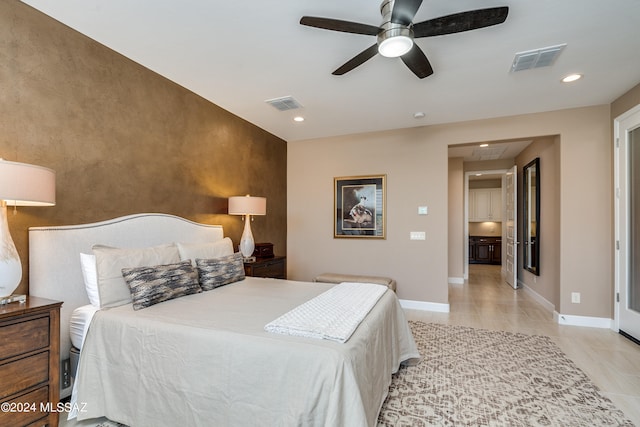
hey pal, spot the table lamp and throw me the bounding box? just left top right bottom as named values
left=0, top=159, right=56, bottom=301
left=228, top=195, right=266, bottom=262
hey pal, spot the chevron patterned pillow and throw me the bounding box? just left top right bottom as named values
left=122, top=260, right=201, bottom=310
left=196, top=252, right=245, bottom=291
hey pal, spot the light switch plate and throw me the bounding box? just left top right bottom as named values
left=410, top=231, right=426, bottom=240
left=418, top=206, right=428, bottom=215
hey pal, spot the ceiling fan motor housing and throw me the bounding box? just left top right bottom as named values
left=379, top=0, right=395, bottom=20
left=378, top=0, right=414, bottom=57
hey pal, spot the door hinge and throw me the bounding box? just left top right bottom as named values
left=617, top=292, right=620, bottom=303
left=616, top=137, right=620, bottom=148
left=616, top=240, right=620, bottom=250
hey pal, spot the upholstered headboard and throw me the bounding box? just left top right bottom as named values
left=29, top=213, right=224, bottom=384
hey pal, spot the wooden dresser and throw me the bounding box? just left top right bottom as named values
left=0, top=297, right=62, bottom=427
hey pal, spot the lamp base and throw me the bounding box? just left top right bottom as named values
left=242, top=256, right=257, bottom=263
left=238, top=213, right=256, bottom=259
left=0, top=204, right=22, bottom=297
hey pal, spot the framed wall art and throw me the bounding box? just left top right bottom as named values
left=334, top=175, right=386, bottom=238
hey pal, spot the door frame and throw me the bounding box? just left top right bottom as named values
left=464, top=169, right=510, bottom=280
left=504, top=165, right=518, bottom=289
left=614, top=103, right=640, bottom=334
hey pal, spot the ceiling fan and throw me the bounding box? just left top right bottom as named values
left=300, top=0, right=509, bottom=79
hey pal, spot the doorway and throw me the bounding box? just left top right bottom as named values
left=449, top=139, right=533, bottom=289
left=464, top=169, right=508, bottom=281
left=615, top=104, right=640, bottom=342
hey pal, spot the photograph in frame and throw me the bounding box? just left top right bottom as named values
left=334, top=175, right=386, bottom=238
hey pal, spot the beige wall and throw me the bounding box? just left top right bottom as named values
left=448, top=158, right=464, bottom=281
left=289, top=105, right=612, bottom=318
left=1, top=1, right=287, bottom=295
left=288, top=127, right=449, bottom=304
left=612, top=82, right=640, bottom=120
left=516, top=137, right=561, bottom=308
left=465, top=159, right=515, bottom=172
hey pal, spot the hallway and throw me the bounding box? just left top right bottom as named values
left=404, top=264, right=640, bottom=425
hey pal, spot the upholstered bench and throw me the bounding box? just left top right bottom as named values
left=313, top=273, right=396, bottom=292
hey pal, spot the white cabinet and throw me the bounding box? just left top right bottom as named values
left=469, top=188, right=502, bottom=222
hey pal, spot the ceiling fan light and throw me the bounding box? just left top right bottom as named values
left=378, top=35, right=413, bottom=57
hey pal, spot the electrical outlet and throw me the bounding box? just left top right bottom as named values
left=571, top=292, right=581, bottom=304
left=61, top=358, right=71, bottom=388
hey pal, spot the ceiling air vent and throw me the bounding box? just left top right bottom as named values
left=510, top=44, right=566, bottom=72
left=471, top=146, right=507, bottom=161
left=265, top=96, right=303, bottom=111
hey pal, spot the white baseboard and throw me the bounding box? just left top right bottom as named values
left=554, top=312, right=613, bottom=329
left=448, top=277, right=464, bottom=285
left=400, top=299, right=450, bottom=313
left=522, top=283, right=555, bottom=313
left=522, top=284, right=612, bottom=329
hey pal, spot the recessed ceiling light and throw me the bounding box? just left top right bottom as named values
left=475, top=173, right=483, bottom=177
left=293, top=116, right=304, bottom=122
left=413, top=112, right=425, bottom=119
left=561, top=73, right=582, bottom=83
left=479, top=143, right=489, bottom=148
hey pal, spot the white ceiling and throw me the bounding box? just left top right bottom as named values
left=448, top=139, right=532, bottom=161
left=20, top=0, right=640, bottom=143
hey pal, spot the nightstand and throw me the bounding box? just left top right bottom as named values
left=244, top=256, right=286, bottom=279
left=0, top=297, right=62, bottom=427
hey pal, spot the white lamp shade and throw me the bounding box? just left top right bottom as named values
left=0, top=159, right=56, bottom=206
left=228, top=196, right=266, bottom=215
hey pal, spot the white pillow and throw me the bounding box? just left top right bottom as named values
left=80, top=253, right=100, bottom=307
left=93, top=243, right=181, bottom=308
left=177, top=238, right=234, bottom=266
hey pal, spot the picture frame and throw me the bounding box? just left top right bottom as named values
left=334, top=174, right=386, bottom=238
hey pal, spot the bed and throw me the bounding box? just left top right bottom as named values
left=29, top=213, right=419, bottom=427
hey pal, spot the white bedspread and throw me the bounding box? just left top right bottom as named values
left=74, top=277, right=420, bottom=427
left=265, top=282, right=387, bottom=342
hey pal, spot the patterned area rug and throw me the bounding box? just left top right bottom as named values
left=378, top=321, right=634, bottom=426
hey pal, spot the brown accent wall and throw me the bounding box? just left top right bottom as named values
left=1, top=1, right=287, bottom=295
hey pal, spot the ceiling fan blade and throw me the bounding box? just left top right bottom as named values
left=412, top=6, right=509, bottom=38
left=390, top=0, right=424, bottom=26
left=300, top=16, right=380, bottom=36
left=332, top=44, right=379, bottom=75
left=401, top=44, right=434, bottom=79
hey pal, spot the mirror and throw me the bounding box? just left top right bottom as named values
left=523, top=158, right=540, bottom=275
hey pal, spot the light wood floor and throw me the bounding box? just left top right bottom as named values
left=404, top=264, right=640, bottom=425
